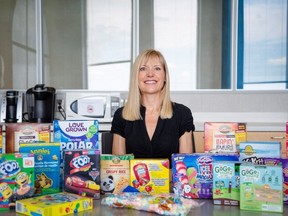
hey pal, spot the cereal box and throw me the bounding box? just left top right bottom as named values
left=0, top=153, right=35, bottom=210
left=172, top=153, right=239, bottom=199
left=281, top=158, right=288, bottom=205
left=204, top=122, right=247, bottom=153
left=19, top=142, right=61, bottom=196
left=240, top=164, right=283, bottom=213
left=5, top=123, right=52, bottom=153
left=213, top=161, right=240, bottom=205
left=15, top=192, right=93, bottom=216
left=239, top=141, right=281, bottom=162
left=63, top=149, right=100, bottom=199
left=100, top=154, right=134, bottom=194
left=130, top=159, right=169, bottom=195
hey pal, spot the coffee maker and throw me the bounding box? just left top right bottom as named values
left=26, top=84, right=56, bottom=123
left=0, top=90, right=23, bottom=123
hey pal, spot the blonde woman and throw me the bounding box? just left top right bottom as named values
left=111, top=49, right=194, bottom=165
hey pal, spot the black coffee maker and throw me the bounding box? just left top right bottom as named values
left=26, top=84, right=56, bottom=123
left=0, top=90, right=23, bottom=123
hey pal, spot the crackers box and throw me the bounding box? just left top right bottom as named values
left=19, top=142, right=61, bottom=196
left=240, top=164, right=283, bottom=213
left=63, top=149, right=100, bottom=199
left=100, top=154, right=134, bottom=194
left=239, top=141, right=281, bottom=162
left=130, top=159, right=169, bottom=195
left=15, top=192, right=93, bottom=216
left=0, top=153, right=35, bottom=210
left=172, top=153, right=239, bottom=199
left=204, top=122, right=247, bottom=153
left=5, top=123, right=52, bottom=153
left=213, top=161, right=240, bottom=205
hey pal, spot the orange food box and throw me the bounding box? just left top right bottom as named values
left=130, top=159, right=169, bottom=194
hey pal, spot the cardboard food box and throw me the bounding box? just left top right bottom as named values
left=130, top=159, right=169, bottom=195
left=286, top=122, right=288, bottom=157
left=63, top=149, right=100, bottom=199
left=239, top=141, right=281, bottom=162
left=19, top=142, right=61, bottom=196
left=281, top=158, right=288, bottom=205
left=204, top=122, right=247, bottom=153
left=213, top=161, right=240, bottom=205
left=172, top=153, right=239, bottom=199
left=0, top=153, right=35, bottom=210
left=15, top=192, right=93, bottom=216
left=240, top=164, right=283, bottom=213
left=5, top=123, right=52, bottom=153
left=100, top=154, right=134, bottom=194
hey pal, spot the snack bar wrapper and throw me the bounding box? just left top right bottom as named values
left=101, top=192, right=203, bottom=215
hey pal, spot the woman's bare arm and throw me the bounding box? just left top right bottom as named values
left=112, top=133, right=126, bottom=155
left=179, top=131, right=193, bottom=153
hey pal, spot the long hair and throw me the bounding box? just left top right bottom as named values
left=122, top=49, right=173, bottom=120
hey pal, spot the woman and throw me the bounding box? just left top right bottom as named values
left=111, top=49, right=195, bottom=163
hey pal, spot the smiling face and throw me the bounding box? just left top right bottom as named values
left=138, top=56, right=166, bottom=95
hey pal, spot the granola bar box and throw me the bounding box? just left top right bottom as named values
left=19, top=142, right=61, bottom=196
left=172, top=153, right=239, bottom=199
left=63, top=149, right=100, bottom=199
left=130, top=159, right=170, bottom=195
left=100, top=154, right=134, bottom=194
left=0, top=153, right=35, bottom=210
left=15, top=192, right=93, bottom=216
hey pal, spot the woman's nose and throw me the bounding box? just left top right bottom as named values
left=147, top=68, right=154, bottom=76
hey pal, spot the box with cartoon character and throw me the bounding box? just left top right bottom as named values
left=0, top=153, right=35, bottom=210
left=240, top=164, right=283, bottom=213
left=100, top=154, right=134, bottom=195
left=19, top=142, right=61, bottom=196
left=212, top=161, right=241, bottom=205
left=63, top=149, right=100, bottom=199
left=172, top=153, right=239, bottom=199
left=15, top=192, right=93, bottom=216
left=281, top=158, right=288, bottom=205
left=130, top=159, right=170, bottom=195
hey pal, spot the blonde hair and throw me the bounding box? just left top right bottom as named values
left=122, top=49, right=173, bottom=121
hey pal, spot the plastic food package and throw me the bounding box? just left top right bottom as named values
left=101, top=192, right=203, bottom=216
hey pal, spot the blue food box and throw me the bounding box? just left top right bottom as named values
left=239, top=141, right=281, bottom=162
left=172, top=153, right=239, bottom=199
left=19, top=142, right=61, bottom=196
left=240, top=164, right=283, bottom=213
left=213, top=161, right=241, bottom=205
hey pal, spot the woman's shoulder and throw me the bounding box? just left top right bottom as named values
left=172, top=102, right=191, bottom=112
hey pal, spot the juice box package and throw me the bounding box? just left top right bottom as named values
left=19, top=142, right=61, bottom=196
left=100, top=154, right=134, bottom=194
left=63, top=149, right=100, bottom=199
left=5, top=123, right=52, bottom=153
left=15, top=192, right=93, bottom=216
left=239, top=141, right=281, bottom=162
left=204, top=122, right=247, bottom=153
left=240, top=164, right=283, bottom=213
left=130, top=159, right=169, bottom=195
left=172, top=153, right=239, bottom=199
left=212, top=161, right=240, bottom=205
left=0, top=153, right=35, bottom=210
left=281, top=158, right=288, bottom=204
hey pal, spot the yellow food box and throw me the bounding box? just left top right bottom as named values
left=130, top=159, right=170, bottom=194
left=15, top=192, right=93, bottom=216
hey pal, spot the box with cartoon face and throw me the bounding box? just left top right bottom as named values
left=172, top=153, right=239, bottom=199
left=63, top=149, right=100, bottom=199
left=213, top=161, right=240, bottom=205
left=0, top=153, right=35, bottom=210
left=240, top=164, right=283, bottom=213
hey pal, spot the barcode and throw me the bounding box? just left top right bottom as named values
left=16, top=202, right=23, bottom=212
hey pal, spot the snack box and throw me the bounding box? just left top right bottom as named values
left=281, top=158, right=288, bottom=205
left=0, top=125, right=3, bottom=153
left=100, top=154, right=134, bottom=194
left=0, top=153, right=35, bottom=210
left=63, top=149, right=100, bottom=199
left=172, top=153, right=239, bottom=199
left=19, top=142, right=61, bottom=196
left=15, top=192, right=93, bottom=216
left=204, top=122, right=247, bottom=153
left=5, top=123, right=52, bottom=153
left=240, top=164, right=283, bottom=213
left=213, top=161, right=241, bottom=205
left=239, top=141, right=281, bottom=162
left=286, top=122, right=288, bottom=157
left=130, top=159, right=169, bottom=195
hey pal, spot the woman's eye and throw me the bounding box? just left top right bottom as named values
left=139, top=67, right=146, bottom=71
left=155, top=67, right=162, bottom=71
